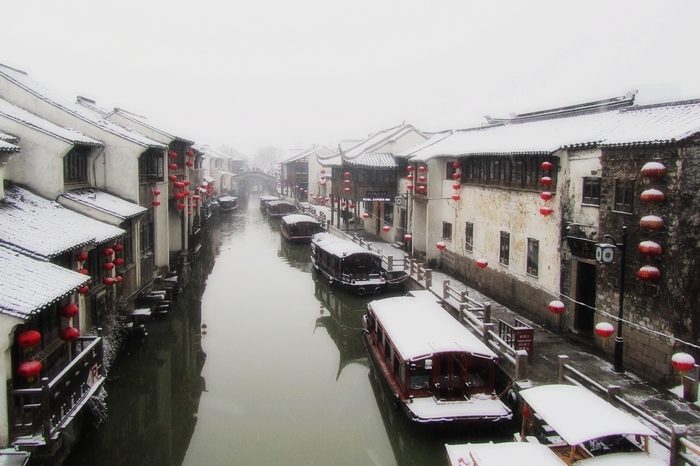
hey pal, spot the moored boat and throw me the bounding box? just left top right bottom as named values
left=310, top=232, right=389, bottom=295
left=217, top=195, right=238, bottom=213
left=362, top=296, right=513, bottom=424
left=446, top=442, right=566, bottom=466
left=280, top=214, right=323, bottom=243
left=266, top=200, right=296, bottom=218
left=260, top=195, right=279, bottom=211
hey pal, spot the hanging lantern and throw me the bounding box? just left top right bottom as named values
left=417, top=186, right=426, bottom=193
left=168, top=175, right=178, bottom=182
left=344, top=179, right=351, bottom=185
left=168, top=151, right=178, bottom=159
left=60, top=303, right=80, bottom=318
left=382, top=225, right=391, bottom=233
left=102, top=277, right=115, bottom=286
left=523, top=405, right=532, bottom=419
left=320, top=181, right=326, bottom=186
left=78, top=285, right=90, bottom=294
left=320, top=169, right=325, bottom=174
left=77, top=268, right=88, bottom=275
left=344, top=187, right=350, bottom=193
left=174, top=181, right=185, bottom=189
left=407, top=165, right=414, bottom=172
left=452, top=173, right=461, bottom=180
left=185, top=160, right=194, bottom=167
left=418, top=166, right=426, bottom=173
left=641, top=161, right=666, bottom=178
left=153, top=189, right=161, bottom=196
left=103, top=248, right=114, bottom=257
left=344, top=172, right=350, bottom=178
left=541, top=176, right=553, bottom=187
left=418, top=176, right=426, bottom=183
left=541, top=161, right=553, bottom=171
left=174, top=192, right=185, bottom=200
left=595, top=322, right=615, bottom=340
left=114, top=258, right=125, bottom=266
left=201, top=181, right=208, bottom=188
left=637, top=265, right=661, bottom=282
left=476, top=259, right=488, bottom=269
left=436, top=241, right=446, bottom=250
left=638, top=241, right=662, bottom=258
left=18, top=361, right=42, bottom=379
left=17, top=330, right=42, bottom=349
left=452, top=162, right=460, bottom=169
left=540, top=191, right=553, bottom=201
left=362, top=212, right=369, bottom=219
left=59, top=327, right=80, bottom=342
left=325, top=197, right=330, bottom=202
left=540, top=206, right=553, bottom=216
left=186, top=150, right=195, bottom=157
left=75, top=252, right=89, bottom=263
left=404, top=234, right=412, bottom=242
left=407, top=174, right=414, bottom=181
left=671, top=353, right=696, bottom=374
left=349, top=203, right=354, bottom=209
left=103, top=262, right=115, bottom=271
left=152, top=200, right=161, bottom=206
left=169, top=163, right=178, bottom=170
left=452, top=195, right=461, bottom=201
left=641, top=189, right=665, bottom=204
left=115, top=275, right=123, bottom=284
left=177, top=203, right=186, bottom=210
left=640, top=215, right=664, bottom=230
left=407, top=184, right=414, bottom=190
left=548, top=300, right=565, bottom=314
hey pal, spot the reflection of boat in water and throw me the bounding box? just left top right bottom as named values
left=363, top=296, right=512, bottom=425
left=217, top=195, right=238, bottom=213
left=280, top=214, right=323, bottom=243
left=266, top=200, right=296, bottom=218
left=278, top=236, right=312, bottom=272
left=310, top=232, right=406, bottom=295
left=516, top=384, right=664, bottom=465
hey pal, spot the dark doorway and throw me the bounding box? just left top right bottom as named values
left=574, top=261, right=597, bottom=333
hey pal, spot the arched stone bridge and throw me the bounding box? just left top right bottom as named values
left=215, top=169, right=277, bottom=195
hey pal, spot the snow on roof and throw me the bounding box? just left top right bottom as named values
left=0, top=185, right=125, bottom=260
left=0, top=130, right=19, bottom=144
left=345, top=152, right=398, bottom=168
left=0, top=245, right=89, bottom=319
left=217, top=145, right=248, bottom=161
left=574, top=452, right=666, bottom=465
left=58, top=188, right=147, bottom=220
left=343, top=124, right=421, bottom=160
left=0, top=64, right=167, bottom=149
left=0, top=138, right=19, bottom=153
left=445, top=442, right=566, bottom=466
left=105, top=107, right=194, bottom=144
left=368, top=296, right=498, bottom=361
left=319, top=154, right=342, bottom=167
left=76, top=96, right=110, bottom=116
left=519, top=384, right=657, bottom=446
left=403, top=99, right=700, bottom=161
left=312, top=232, right=381, bottom=258
left=0, top=97, right=103, bottom=147
left=266, top=200, right=294, bottom=207
left=281, top=214, right=320, bottom=225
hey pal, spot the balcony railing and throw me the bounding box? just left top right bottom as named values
left=7, top=336, right=105, bottom=446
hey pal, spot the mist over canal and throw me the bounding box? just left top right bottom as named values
left=67, top=193, right=512, bottom=466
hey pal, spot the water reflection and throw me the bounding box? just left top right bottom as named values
left=278, top=236, right=312, bottom=271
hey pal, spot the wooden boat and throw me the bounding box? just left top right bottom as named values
left=260, top=195, right=279, bottom=211
left=446, top=442, right=567, bottom=466
left=362, top=296, right=513, bottom=424
left=517, top=384, right=664, bottom=465
left=280, top=214, right=323, bottom=243
left=266, top=200, right=296, bottom=218
left=310, top=232, right=389, bottom=295
left=217, top=195, right=238, bottom=213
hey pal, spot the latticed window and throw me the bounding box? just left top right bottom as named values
left=527, top=238, right=539, bottom=276
left=139, top=149, right=164, bottom=183
left=464, top=222, right=474, bottom=252
left=442, top=222, right=452, bottom=240
left=63, top=146, right=91, bottom=185
left=614, top=179, right=635, bottom=213
left=583, top=177, right=601, bottom=205
left=139, top=220, right=154, bottom=258
left=500, top=231, right=510, bottom=266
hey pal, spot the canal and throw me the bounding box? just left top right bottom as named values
left=66, top=193, right=514, bottom=466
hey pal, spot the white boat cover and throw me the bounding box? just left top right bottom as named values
left=368, top=296, right=497, bottom=361
left=445, top=442, right=565, bottom=466
left=574, top=452, right=666, bottom=465
left=519, top=385, right=657, bottom=446
left=312, top=232, right=381, bottom=258
left=281, top=214, right=320, bottom=225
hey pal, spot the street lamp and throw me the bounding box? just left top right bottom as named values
left=596, top=226, right=627, bottom=373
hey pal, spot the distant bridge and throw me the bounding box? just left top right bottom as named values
left=213, top=169, right=277, bottom=195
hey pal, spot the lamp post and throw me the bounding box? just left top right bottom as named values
left=597, top=226, right=627, bottom=373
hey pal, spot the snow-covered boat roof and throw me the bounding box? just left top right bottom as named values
left=402, top=99, right=700, bottom=161
left=0, top=64, right=166, bottom=149
left=368, top=296, right=498, bottom=361
left=519, top=384, right=657, bottom=446
left=281, top=214, right=320, bottom=225
left=59, top=189, right=147, bottom=220
left=267, top=200, right=294, bottom=207
left=218, top=195, right=237, bottom=202
left=312, top=232, right=381, bottom=258
left=0, top=97, right=103, bottom=147
left=1, top=185, right=125, bottom=261
left=445, top=442, right=566, bottom=466
left=575, top=452, right=666, bottom=465
left=0, top=245, right=89, bottom=320
left=0, top=138, right=19, bottom=152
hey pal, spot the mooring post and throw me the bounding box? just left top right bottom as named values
left=557, top=355, right=570, bottom=384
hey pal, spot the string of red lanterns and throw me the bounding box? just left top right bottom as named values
left=540, top=160, right=554, bottom=216
left=637, top=160, right=666, bottom=284
left=452, top=161, right=461, bottom=201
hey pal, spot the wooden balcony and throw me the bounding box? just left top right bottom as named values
left=7, top=336, right=105, bottom=447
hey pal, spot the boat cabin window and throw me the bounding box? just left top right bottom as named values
left=341, top=254, right=382, bottom=276
left=409, top=363, right=431, bottom=390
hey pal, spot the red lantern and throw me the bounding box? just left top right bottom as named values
left=177, top=203, right=186, bottom=211
left=75, top=252, right=88, bottom=263
left=638, top=241, right=662, bottom=258
left=452, top=184, right=460, bottom=190
left=169, top=151, right=178, bottom=159
left=452, top=162, right=460, bottom=169
left=640, top=189, right=665, bottom=204
left=407, top=166, right=414, bottom=172
left=59, top=327, right=80, bottom=342
left=416, top=176, right=425, bottom=183
left=320, top=169, right=325, bottom=174
left=436, top=241, right=446, bottom=250
left=417, top=186, right=426, bottom=193
left=640, top=215, right=664, bottom=231
left=186, top=150, right=195, bottom=157
left=174, top=192, right=184, bottom=200
left=382, top=225, right=390, bottom=232
left=540, top=191, right=553, bottom=201
left=201, top=181, right=208, bottom=188
left=78, top=285, right=90, bottom=294
left=168, top=175, right=178, bottom=182
left=541, top=176, right=553, bottom=187
left=418, top=166, right=426, bottom=173
left=540, top=206, right=553, bottom=216
left=18, top=361, right=42, bottom=379
left=637, top=265, right=661, bottom=282
left=671, top=353, right=696, bottom=373
left=404, top=234, right=412, bottom=242
left=548, top=300, right=565, bottom=314
left=103, top=248, right=114, bottom=257
left=174, top=181, right=185, bottom=189
left=641, top=161, right=666, bottom=178
left=595, top=322, right=615, bottom=339
left=407, top=184, right=414, bottom=191
left=153, top=200, right=161, bottom=206
left=169, top=163, right=178, bottom=170
left=103, top=262, right=115, bottom=271
left=541, top=161, right=553, bottom=171
left=362, top=212, right=369, bottom=219
left=344, top=179, right=350, bottom=185
left=407, top=174, right=414, bottom=181
left=77, top=268, right=88, bottom=275
left=115, top=275, right=123, bottom=284
left=103, top=277, right=115, bottom=286
left=344, top=187, right=350, bottom=193
left=476, top=259, right=488, bottom=269
left=185, top=160, right=194, bottom=167
left=114, top=258, right=124, bottom=266
left=340, top=201, right=346, bottom=207
left=523, top=405, right=532, bottom=419
left=153, top=189, right=161, bottom=196
left=17, top=330, right=41, bottom=348
left=60, top=303, right=80, bottom=318
left=452, top=173, right=461, bottom=180
left=344, top=172, right=350, bottom=178
left=452, top=195, right=461, bottom=201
